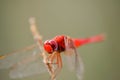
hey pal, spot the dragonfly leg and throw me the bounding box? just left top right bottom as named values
left=46, top=52, right=58, bottom=80
left=47, top=52, right=57, bottom=64
left=51, top=53, right=62, bottom=80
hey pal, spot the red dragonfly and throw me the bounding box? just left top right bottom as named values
left=43, top=34, right=104, bottom=80
left=0, top=18, right=105, bottom=80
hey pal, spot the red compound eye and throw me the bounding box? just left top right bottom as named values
left=44, top=40, right=53, bottom=53
left=44, top=44, right=53, bottom=53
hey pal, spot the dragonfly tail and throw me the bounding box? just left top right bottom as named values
left=73, top=34, right=105, bottom=47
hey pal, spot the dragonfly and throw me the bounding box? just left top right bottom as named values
left=0, top=17, right=105, bottom=80
left=43, top=34, right=104, bottom=80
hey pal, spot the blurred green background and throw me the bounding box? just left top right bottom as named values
left=0, top=0, right=120, bottom=80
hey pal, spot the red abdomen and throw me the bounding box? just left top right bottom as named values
left=73, top=34, right=105, bottom=47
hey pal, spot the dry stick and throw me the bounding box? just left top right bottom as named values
left=29, top=17, right=56, bottom=80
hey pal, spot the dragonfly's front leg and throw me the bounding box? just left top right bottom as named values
left=51, top=53, right=62, bottom=80
left=44, top=52, right=58, bottom=80
left=46, top=51, right=63, bottom=80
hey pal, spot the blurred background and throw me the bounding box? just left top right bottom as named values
left=0, top=0, right=120, bottom=80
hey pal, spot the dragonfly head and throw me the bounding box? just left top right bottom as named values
left=44, top=40, right=58, bottom=54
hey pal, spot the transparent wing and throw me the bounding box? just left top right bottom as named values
left=64, top=36, right=84, bottom=80
left=0, top=44, right=37, bottom=69
left=0, top=17, right=49, bottom=79
left=73, top=48, right=84, bottom=80
left=0, top=45, right=48, bottom=79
